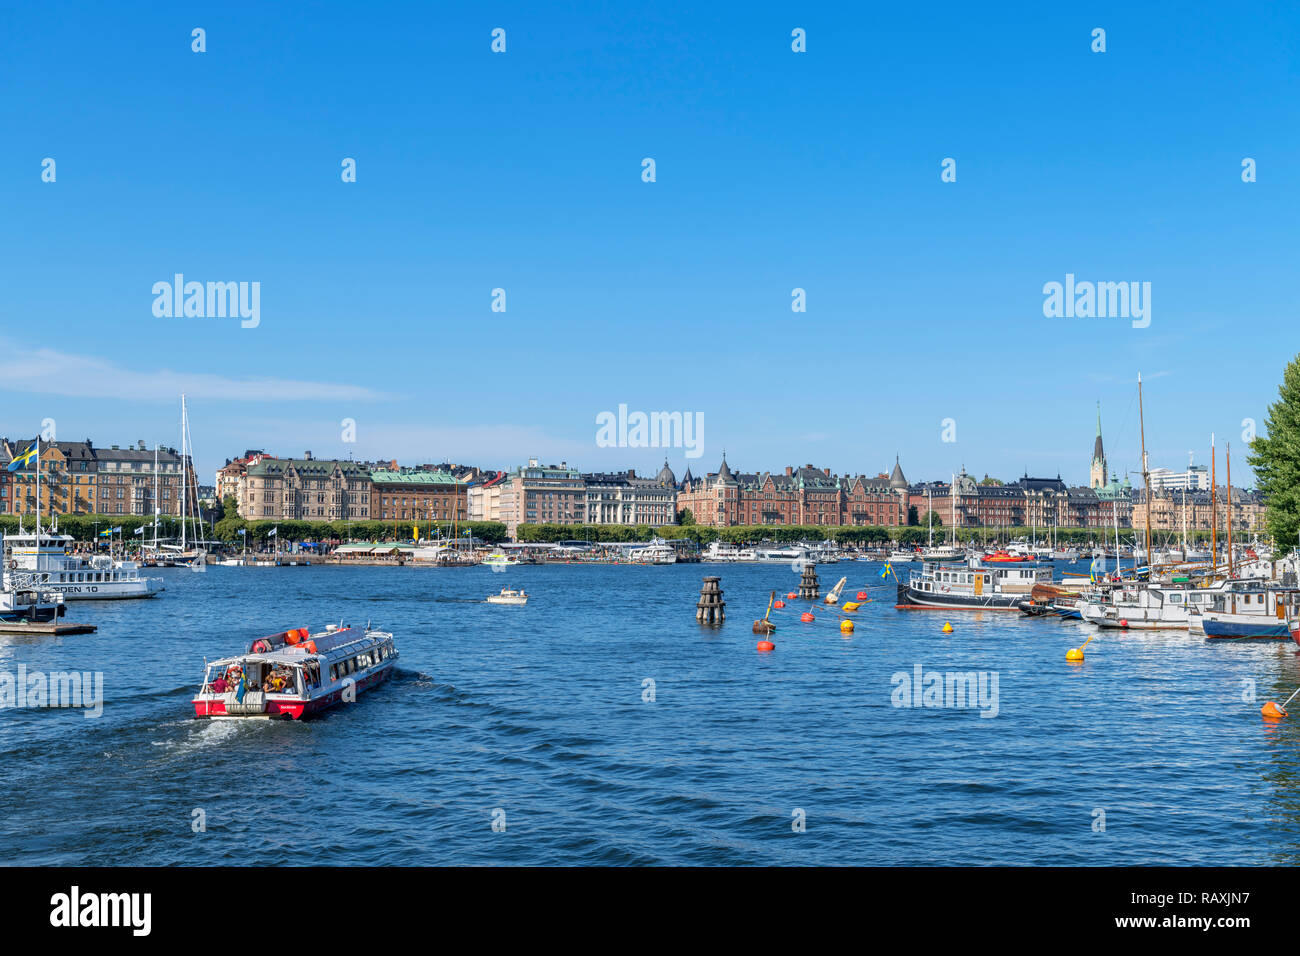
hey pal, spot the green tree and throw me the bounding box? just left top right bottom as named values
left=1248, top=354, right=1300, bottom=553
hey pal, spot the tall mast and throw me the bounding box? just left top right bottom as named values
left=180, top=394, right=188, bottom=551
left=34, top=434, right=41, bottom=539
left=927, top=488, right=933, bottom=548
left=950, top=473, right=956, bottom=546
left=1210, top=434, right=1217, bottom=575
left=153, top=442, right=159, bottom=550
left=1138, top=372, right=1152, bottom=565
left=1226, top=441, right=1234, bottom=578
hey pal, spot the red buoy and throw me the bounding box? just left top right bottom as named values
left=800, top=612, right=815, bottom=623
left=756, top=640, right=775, bottom=652
left=786, top=591, right=797, bottom=600
left=856, top=591, right=869, bottom=600
left=1119, top=619, right=1130, bottom=629
left=773, top=600, right=785, bottom=608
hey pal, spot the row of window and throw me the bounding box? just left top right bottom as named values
left=328, top=640, right=395, bottom=681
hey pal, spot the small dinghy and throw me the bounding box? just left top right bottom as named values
left=487, top=588, right=528, bottom=605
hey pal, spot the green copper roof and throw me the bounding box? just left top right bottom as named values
left=370, top=470, right=463, bottom=486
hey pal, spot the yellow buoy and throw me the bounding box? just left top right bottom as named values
left=941, top=622, right=953, bottom=633
left=842, top=601, right=860, bottom=612
left=1067, top=634, right=1095, bottom=662
left=840, top=620, right=854, bottom=633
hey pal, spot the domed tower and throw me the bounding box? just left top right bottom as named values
left=656, top=458, right=676, bottom=487
left=1090, top=403, right=1108, bottom=489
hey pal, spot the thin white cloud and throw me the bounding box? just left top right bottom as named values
left=0, top=341, right=386, bottom=402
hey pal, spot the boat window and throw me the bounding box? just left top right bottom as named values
left=1169, top=593, right=1182, bottom=603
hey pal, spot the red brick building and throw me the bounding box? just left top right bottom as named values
left=675, top=457, right=907, bottom=527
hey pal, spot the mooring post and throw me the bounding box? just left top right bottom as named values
left=696, top=576, right=725, bottom=625
left=798, top=562, right=820, bottom=599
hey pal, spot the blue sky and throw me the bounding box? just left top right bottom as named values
left=2, top=1, right=1296, bottom=485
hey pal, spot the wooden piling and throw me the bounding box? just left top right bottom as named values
left=797, top=562, right=820, bottom=599
left=696, top=576, right=725, bottom=625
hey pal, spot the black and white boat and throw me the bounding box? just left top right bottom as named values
left=896, top=559, right=1054, bottom=611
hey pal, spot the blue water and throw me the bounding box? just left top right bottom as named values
left=4, top=560, right=1300, bottom=865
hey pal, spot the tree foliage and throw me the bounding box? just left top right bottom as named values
left=1247, top=354, right=1300, bottom=554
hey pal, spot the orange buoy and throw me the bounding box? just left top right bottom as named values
left=800, top=612, right=815, bottom=623
left=1262, top=687, right=1300, bottom=719
left=303, top=641, right=317, bottom=653
left=856, top=591, right=869, bottom=600
left=756, top=640, right=775, bottom=652
left=773, top=600, right=785, bottom=608
left=286, top=631, right=301, bottom=645
left=786, top=591, right=797, bottom=600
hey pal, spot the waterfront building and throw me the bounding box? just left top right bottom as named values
left=0, top=437, right=190, bottom=518
left=674, top=457, right=905, bottom=527
left=239, top=453, right=370, bottom=521
left=501, top=459, right=587, bottom=538
left=94, top=440, right=193, bottom=518
left=467, top=472, right=508, bottom=523
left=581, top=464, right=677, bottom=526
left=1131, top=486, right=1264, bottom=534
left=215, top=450, right=273, bottom=503
left=370, top=469, right=467, bottom=524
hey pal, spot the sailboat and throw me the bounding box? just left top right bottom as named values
left=921, top=477, right=964, bottom=562
left=156, top=395, right=209, bottom=570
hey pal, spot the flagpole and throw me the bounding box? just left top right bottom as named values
left=35, top=434, right=41, bottom=539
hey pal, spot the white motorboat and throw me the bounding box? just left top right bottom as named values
left=704, top=541, right=742, bottom=562
left=628, top=538, right=677, bottom=564
left=483, top=552, right=520, bottom=567
left=486, top=588, right=528, bottom=605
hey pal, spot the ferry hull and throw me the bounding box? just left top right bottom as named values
left=895, top=583, right=1022, bottom=611
left=193, top=663, right=393, bottom=720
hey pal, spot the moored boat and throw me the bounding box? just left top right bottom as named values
left=896, top=560, right=1053, bottom=611
left=486, top=588, right=528, bottom=605
left=4, top=528, right=163, bottom=600
left=193, top=623, right=397, bottom=719
left=1200, top=583, right=1296, bottom=640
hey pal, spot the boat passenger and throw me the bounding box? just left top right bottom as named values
left=211, top=675, right=229, bottom=693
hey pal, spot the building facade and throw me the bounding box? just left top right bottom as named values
left=0, top=437, right=191, bottom=518
left=370, top=470, right=468, bottom=523
left=239, top=454, right=371, bottom=521
left=500, top=459, right=587, bottom=538
left=582, top=463, right=678, bottom=526
left=674, top=457, right=907, bottom=528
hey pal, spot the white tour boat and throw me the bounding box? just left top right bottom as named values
left=193, top=623, right=397, bottom=719
left=4, top=528, right=163, bottom=600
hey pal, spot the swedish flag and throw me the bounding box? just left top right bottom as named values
left=7, top=442, right=36, bottom=472
left=881, top=561, right=893, bottom=578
